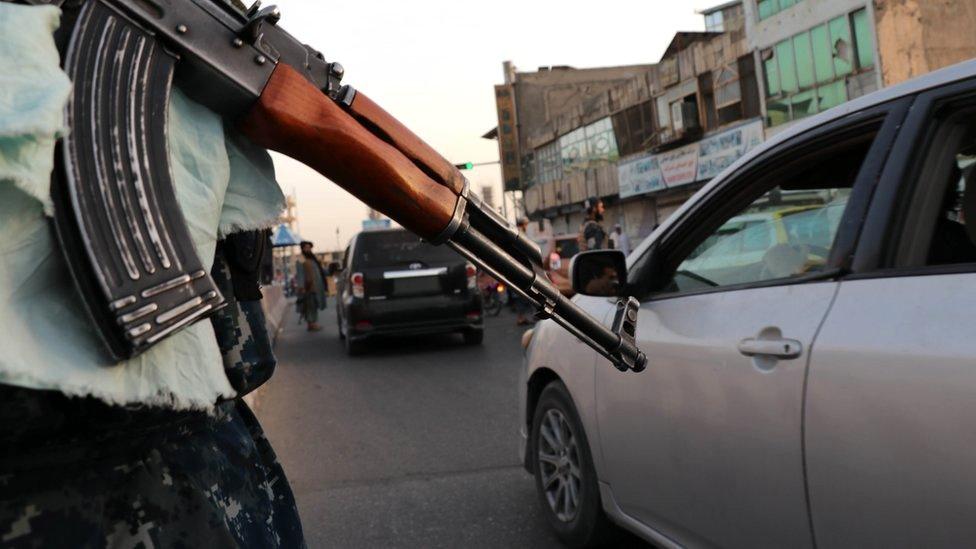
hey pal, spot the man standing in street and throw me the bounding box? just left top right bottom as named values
left=579, top=197, right=607, bottom=251
left=613, top=224, right=631, bottom=256
left=296, top=240, right=328, bottom=331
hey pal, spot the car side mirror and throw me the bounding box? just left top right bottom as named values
left=327, top=261, right=342, bottom=276
left=570, top=250, right=627, bottom=297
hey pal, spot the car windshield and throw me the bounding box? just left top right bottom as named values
left=354, top=230, right=462, bottom=267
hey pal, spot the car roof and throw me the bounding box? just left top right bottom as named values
left=354, top=228, right=408, bottom=241
left=628, top=58, right=976, bottom=265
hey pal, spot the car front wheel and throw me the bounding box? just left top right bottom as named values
left=531, top=381, right=617, bottom=548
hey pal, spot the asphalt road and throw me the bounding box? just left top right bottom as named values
left=252, top=299, right=567, bottom=548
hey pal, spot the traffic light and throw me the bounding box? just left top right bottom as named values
left=454, top=162, right=474, bottom=170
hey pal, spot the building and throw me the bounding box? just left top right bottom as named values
left=612, top=1, right=764, bottom=241
left=745, top=0, right=976, bottom=132
left=489, top=0, right=976, bottom=248
left=489, top=2, right=763, bottom=246
left=745, top=0, right=882, bottom=131
left=874, top=0, right=976, bottom=86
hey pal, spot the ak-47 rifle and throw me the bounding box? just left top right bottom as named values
left=31, top=0, right=646, bottom=372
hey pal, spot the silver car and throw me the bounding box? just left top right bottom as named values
left=519, top=58, right=976, bottom=548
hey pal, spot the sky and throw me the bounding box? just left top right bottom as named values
left=268, top=0, right=721, bottom=250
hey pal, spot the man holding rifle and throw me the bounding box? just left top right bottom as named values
left=0, top=0, right=644, bottom=544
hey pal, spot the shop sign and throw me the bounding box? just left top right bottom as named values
left=617, top=118, right=765, bottom=198
left=697, top=119, right=764, bottom=180
left=617, top=154, right=665, bottom=198
left=658, top=144, right=699, bottom=187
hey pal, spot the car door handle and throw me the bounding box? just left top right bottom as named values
left=737, top=337, right=803, bottom=359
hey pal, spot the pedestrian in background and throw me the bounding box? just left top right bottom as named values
left=613, top=224, right=631, bottom=256
left=578, top=197, right=607, bottom=251
left=296, top=240, right=327, bottom=331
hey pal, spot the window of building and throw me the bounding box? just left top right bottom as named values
left=612, top=100, right=656, bottom=157
left=852, top=8, right=875, bottom=69
left=534, top=141, right=562, bottom=185
left=763, top=9, right=875, bottom=127
left=704, top=10, right=724, bottom=32
left=758, top=0, right=801, bottom=21
left=559, top=117, right=619, bottom=171
left=670, top=95, right=700, bottom=133
left=585, top=117, right=618, bottom=161
left=714, top=65, right=742, bottom=108
left=520, top=152, right=535, bottom=189
left=705, top=62, right=750, bottom=129
left=559, top=127, right=587, bottom=170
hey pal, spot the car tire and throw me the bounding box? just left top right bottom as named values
left=531, top=381, right=618, bottom=548
left=463, top=329, right=484, bottom=345
left=337, top=311, right=346, bottom=340
left=344, top=335, right=365, bottom=356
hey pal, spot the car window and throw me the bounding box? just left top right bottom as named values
left=354, top=230, right=461, bottom=268
left=671, top=188, right=851, bottom=290
left=654, top=133, right=874, bottom=295
left=892, top=106, right=976, bottom=269
left=927, top=126, right=976, bottom=266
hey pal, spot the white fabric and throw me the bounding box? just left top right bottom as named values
left=0, top=4, right=285, bottom=410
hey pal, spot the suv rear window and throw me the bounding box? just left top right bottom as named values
left=354, top=230, right=461, bottom=268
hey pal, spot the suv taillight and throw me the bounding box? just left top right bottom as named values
left=351, top=272, right=365, bottom=298
left=465, top=263, right=477, bottom=290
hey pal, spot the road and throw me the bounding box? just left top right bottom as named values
left=252, top=299, right=567, bottom=548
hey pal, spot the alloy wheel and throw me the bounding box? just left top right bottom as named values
left=537, top=408, right=582, bottom=522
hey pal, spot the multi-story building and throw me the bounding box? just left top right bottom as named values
left=489, top=1, right=764, bottom=245
left=489, top=61, right=655, bottom=204
left=746, top=0, right=976, bottom=132
left=488, top=0, right=976, bottom=249
left=745, top=0, right=881, bottom=131
left=612, top=1, right=765, bottom=241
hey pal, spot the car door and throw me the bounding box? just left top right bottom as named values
left=595, top=103, right=907, bottom=548
left=806, top=79, right=976, bottom=548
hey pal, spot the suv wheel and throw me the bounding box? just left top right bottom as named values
left=463, top=329, right=484, bottom=345
left=531, top=381, right=617, bottom=548
left=337, top=311, right=346, bottom=340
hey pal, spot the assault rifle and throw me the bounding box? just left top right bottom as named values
left=31, top=0, right=646, bottom=372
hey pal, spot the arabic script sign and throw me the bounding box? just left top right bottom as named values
left=697, top=119, right=764, bottom=180
left=617, top=119, right=765, bottom=199
left=617, top=155, right=665, bottom=198
left=658, top=144, right=699, bottom=188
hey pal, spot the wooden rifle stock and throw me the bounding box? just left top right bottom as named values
left=238, top=64, right=457, bottom=240
left=342, top=91, right=466, bottom=195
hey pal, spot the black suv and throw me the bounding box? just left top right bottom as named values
left=335, top=229, right=484, bottom=355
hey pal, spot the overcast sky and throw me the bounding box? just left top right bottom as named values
left=268, top=0, right=721, bottom=250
